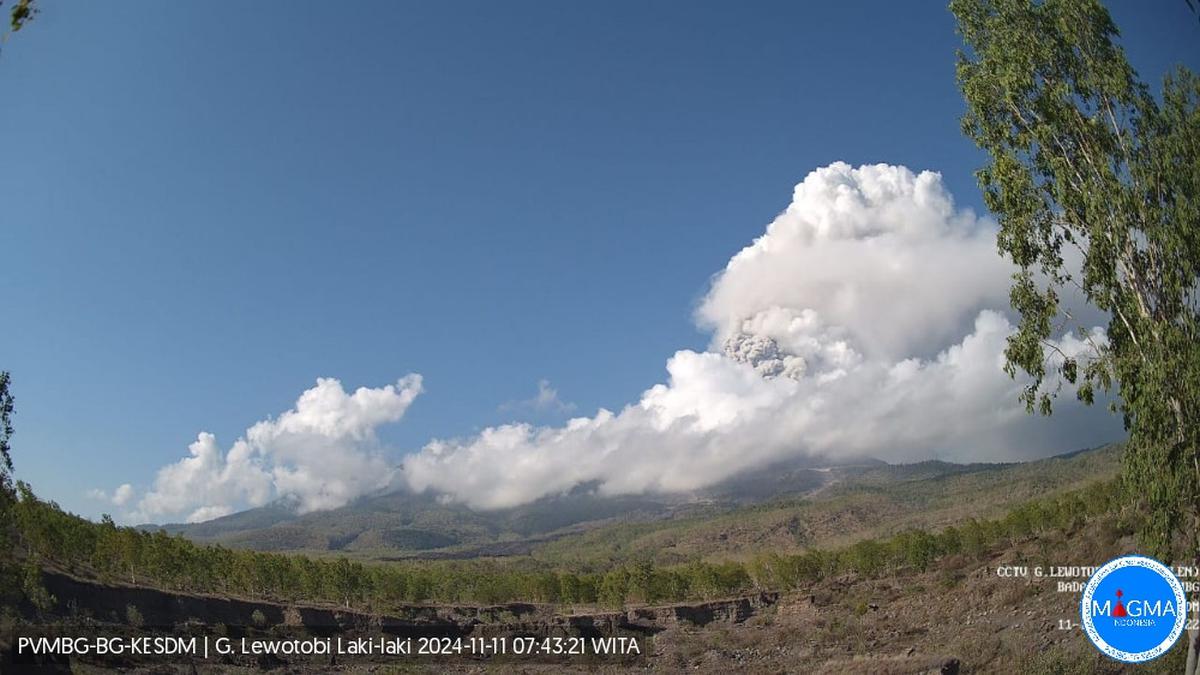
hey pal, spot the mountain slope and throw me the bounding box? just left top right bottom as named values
left=531, top=443, right=1123, bottom=567
left=161, top=444, right=1122, bottom=562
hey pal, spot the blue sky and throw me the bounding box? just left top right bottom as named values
left=1, top=1, right=1196, bottom=520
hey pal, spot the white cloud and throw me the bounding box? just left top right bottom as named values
left=501, top=379, right=577, bottom=415
left=698, top=163, right=1012, bottom=362
left=88, top=483, right=135, bottom=507
left=402, top=163, right=1120, bottom=509
left=124, top=375, right=423, bottom=523
left=111, top=483, right=134, bottom=506
left=109, top=162, right=1120, bottom=520
left=186, top=505, right=234, bottom=523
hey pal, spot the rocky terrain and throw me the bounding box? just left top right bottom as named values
left=5, top=445, right=1166, bottom=673
left=6, top=513, right=1185, bottom=674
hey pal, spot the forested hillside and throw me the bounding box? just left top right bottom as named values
left=6, top=461, right=1119, bottom=612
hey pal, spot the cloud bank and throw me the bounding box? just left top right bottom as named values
left=109, top=162, right=1119, bottom=522
left=401, top=162, right=1119, bottom=509
left=126, top=375, right=422, bottom=523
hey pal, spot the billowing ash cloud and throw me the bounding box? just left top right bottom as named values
left=402, top=163, right=1119, bottom=509
left=700, top=162, right=1012, bottom=364
left=126, top=375, right=422, bottom=523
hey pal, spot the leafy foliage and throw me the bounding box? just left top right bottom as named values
left=0, top=373, right=18, bottom=612
left=0, top=371, right=13, bottom=489
left=1, top=0, right=35, bottom=32
left=951, top=0, right=1200, bottom=562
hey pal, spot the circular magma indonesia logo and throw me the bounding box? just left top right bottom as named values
left=1081, top=555, right=1187, bottom=663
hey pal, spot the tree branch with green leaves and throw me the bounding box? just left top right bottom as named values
left=3, top=0, right=36, bottom=32
left=951, top=0, right=1200, bottom=670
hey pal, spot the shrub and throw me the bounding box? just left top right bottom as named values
left=125, top=604, right=144, bottom=628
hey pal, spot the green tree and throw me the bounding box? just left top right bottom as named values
left=558, top=572, right=583, bottom=604
left=598, top=568, right=629, bottom=607
left=951, top=0, right=1200, bottom=669
left=329, top=557, right=365, bottom=607
left=844, top=538, right=887, bottom=576
left=0, top=371, right=14, bottom=495
left=893, top=529, right=938, bottom=573
left=0, top=373, right=18, bottom=608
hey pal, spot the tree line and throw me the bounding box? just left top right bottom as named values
left=5, top=476, right=1117, bottom=614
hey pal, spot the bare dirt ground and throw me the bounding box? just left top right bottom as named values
left=9, top=519, right=1189, bottom=674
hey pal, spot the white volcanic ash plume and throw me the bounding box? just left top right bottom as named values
left=402, top=163, right=1118, bottom=509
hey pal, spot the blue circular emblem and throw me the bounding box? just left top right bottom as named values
left=1080, top=555, right=1187, bottom=663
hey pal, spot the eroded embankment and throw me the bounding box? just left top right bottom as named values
left=35, top=570, right=776, bottom=636
left=3, top=570, right=779, bottom=671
